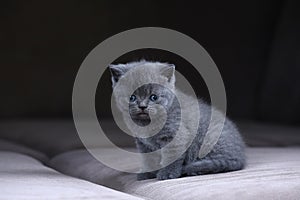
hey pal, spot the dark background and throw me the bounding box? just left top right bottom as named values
left=1, top=0, right=300, bottom=125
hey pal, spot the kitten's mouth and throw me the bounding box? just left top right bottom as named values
left=137, top=112, right=149, bottom=118
left=130, top=111, right=150, bottom=121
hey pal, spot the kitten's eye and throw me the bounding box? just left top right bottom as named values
left=129, top=95, right=136, bottom=102
left=149, top=94, right=158, bottom=102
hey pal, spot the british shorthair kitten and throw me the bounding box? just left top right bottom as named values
left=109, top=60, right=246, bottom=180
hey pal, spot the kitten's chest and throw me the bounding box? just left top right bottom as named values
left=139, top=137, right=151, bottom=144
left=139, top=138, right=159, bottom=151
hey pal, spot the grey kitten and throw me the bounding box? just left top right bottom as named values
left=109, top=60, right=246, bottom=180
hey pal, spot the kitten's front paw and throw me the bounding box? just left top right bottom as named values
left=137, top=172, right=156, bottom=181
left=156, top=168, right=181, bottom=180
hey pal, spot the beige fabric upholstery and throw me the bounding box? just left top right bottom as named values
left=51, top=147, right=300, bottom=200
left=0, top=151, right=143, bottom=200
left=1, top=120, right=300, bottom=157
left=0, top=120, right=135, bottom=156
left=238, top=121, right=300, bottom=146
left=0, top=139, right=48, bottom=163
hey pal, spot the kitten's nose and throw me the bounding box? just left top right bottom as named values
left=138, top=105, right=147, bottom=110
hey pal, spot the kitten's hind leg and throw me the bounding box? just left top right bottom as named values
left=183, top=157, right=245, bottom=176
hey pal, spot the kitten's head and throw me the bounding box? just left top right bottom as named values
left=109, top=61, right=176, bottom=123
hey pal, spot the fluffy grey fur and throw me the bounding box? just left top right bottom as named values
left=109, top=60, right=246, bottom=180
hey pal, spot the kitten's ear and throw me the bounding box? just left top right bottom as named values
left=160, top=64, right=175, bottom=84
left=109, top=64, right=127, bottom=87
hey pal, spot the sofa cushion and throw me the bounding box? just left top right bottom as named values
left=0, top=120, right=82, bottom=157
left=238, top=121, right=300, bottom=146
left=0, top=120, right=135, bottom=157
left=50, top=147, right=300, bottom=200
left=0, top=139, right=48, bottom=163
left=1, top=120, right=300, bottom=158
left=0, top=151, right=143, bottom=200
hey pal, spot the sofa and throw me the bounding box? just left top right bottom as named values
left=1, top=0, right=300, bottom=199
left=1, top=120, right=300, bottom=200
